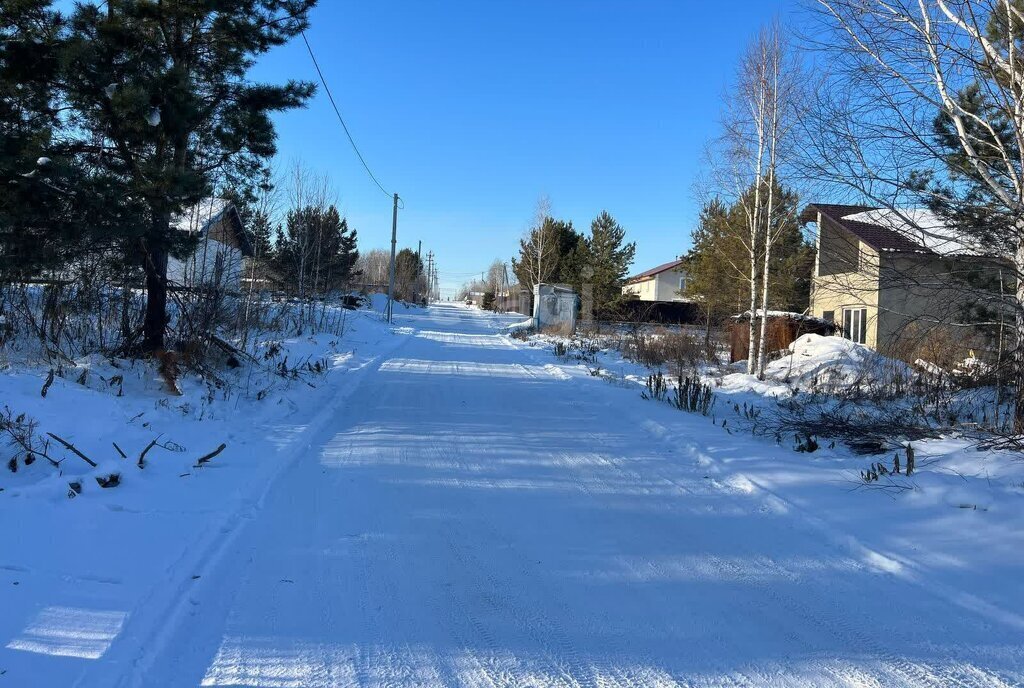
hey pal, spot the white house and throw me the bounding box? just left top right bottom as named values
left=621, top=259, right=688, bottom=302
left=168, top=198, right=252, bottom=292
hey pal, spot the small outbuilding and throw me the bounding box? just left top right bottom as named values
left=533, top=283, right=578, bottom=334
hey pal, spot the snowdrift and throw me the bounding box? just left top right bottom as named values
left=720, top=333, right=911, bottom=397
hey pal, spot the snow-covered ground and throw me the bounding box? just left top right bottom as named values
left=2, top=304, right=1023, bottom=686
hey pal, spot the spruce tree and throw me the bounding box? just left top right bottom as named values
left=582, top=210, right=635, bottom=317
left=60, top=0, right=317, bottom=352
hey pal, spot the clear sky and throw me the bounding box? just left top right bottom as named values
left=253, top=1, right=792, bottom=297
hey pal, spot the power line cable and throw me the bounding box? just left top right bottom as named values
left=300, top=30, right=398, bottom=204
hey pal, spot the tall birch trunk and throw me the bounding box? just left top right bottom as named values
left=1014, top=236, right=1024, bottom=433
left=756, top=38, right=782, bottom=381
left=756, top=170, right=777, bottom=380
left=746, top=94, right=767, bottom=375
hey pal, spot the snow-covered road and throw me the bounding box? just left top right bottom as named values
left=16, top=305, right=1024, bottom=686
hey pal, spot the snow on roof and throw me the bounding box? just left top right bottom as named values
left=171, top=198, right=233, bottom=234
left=733, top=310, right=836, bottom=326
left=170, top=197, right=253, bottom=256
left=842, top=208, right=984, bottom=257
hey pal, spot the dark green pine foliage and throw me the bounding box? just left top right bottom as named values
left=918, top=81, right=1019, bottom=253
left=914, top=5, right=1024, bottom=254
left=683, top=181, right=813, bottom=317
left=582, top=210, right=635, bottom=318
left=60, top=0, right=317, bottom=351
left=247, top=210, right=277, bottom=262
left=394, top=248, right=423, bottom=301
left=319, top=214, right=358, bottom=292
left=0, top=2, right=125, bottom=280
left=511, top=216, right=585, bottom=293
left=276, top=205, right=358, bottom=296
left=763, top=183, right=815, bottom=313
left=0, top=0, right=58, bottom=278
left=219, top=175, right=277, bottom=261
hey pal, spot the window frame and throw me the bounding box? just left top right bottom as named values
left=841, top=307, right=867, bottom=344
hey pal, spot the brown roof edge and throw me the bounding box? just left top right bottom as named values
left=226, top=204, right=254, bottom=257
left=800, top=203, right=876, bottom=225
left=801, top=203, right=927, bottom=254
left=625, top=258, right=684, bottom=284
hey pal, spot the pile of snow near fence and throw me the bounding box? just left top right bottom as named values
left=720, top=333, right=911, bottom=397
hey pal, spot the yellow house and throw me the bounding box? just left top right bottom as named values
left=622, top=259, right=688, bottom=302
left=802, top=204, right=1002, bottom=359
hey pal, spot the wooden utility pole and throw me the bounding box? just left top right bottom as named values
left=415, top=241, right=422, bottom=303
left=386, top=192, right=399, bottom=322
left=426, top=251, right=435, bottom=303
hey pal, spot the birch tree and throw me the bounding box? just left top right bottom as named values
left=717, top=21, right=801, bottom=376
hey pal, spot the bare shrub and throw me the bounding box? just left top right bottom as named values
left=0, top=406, right=55, bottom=471
left=620, top=327, right=706, bottom=376
left=884, top=322, right=991, bottom=378
left=641, top=371, right=716, bottom=415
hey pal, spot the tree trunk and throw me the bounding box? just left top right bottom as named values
left=747, top=240, right=759, bottom=375
left=141, top=214, right=170, bottom=352
left=756, top=172, right=777, bottom=380
left=1014, top=238, right=1024, bottom=433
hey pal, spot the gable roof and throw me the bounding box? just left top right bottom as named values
left=625, top=259, right=684, bottom=284
left=801, top=204, right=923, bottom=253
left=172, top=198, right=253, bottom=257
left=800, top=203, right=984, bottom=257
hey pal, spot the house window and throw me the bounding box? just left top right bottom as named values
left=678, top=274, right=687, bottom=292
left=822, top=310, right=834, bottom=323
left=842, top=307, right=867, bottom=344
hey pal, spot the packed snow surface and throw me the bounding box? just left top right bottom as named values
left=1, top=305, right=1023, bottom=686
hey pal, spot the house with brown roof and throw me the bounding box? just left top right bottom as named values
left=622, top=259, right=689, bottom=303
left=801, top=203, right=1001, bottom=356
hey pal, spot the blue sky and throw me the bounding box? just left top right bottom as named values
left=256, top=1, right=792, bottom=296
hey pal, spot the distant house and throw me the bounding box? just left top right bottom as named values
left=168, top=198, right=253, bottom=292
left=622, top=259, right=689, bottom=303
left=802, top=203, right=1001, bottom=356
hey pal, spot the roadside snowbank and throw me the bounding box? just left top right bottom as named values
left=0, top=299, right=411, bottom=684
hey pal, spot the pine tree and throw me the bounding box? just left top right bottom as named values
left=511, top=216, right=583, bottom=292
left=394, top=248, right=423, bottom=301
left=683, top=199, right=746, bottom=335
left=684, top=184, right=813, bottom=327
left=582, top=211, right=635, bottom=318
left=276, top=205, right=357, bottom=296
left=0, top=2, right=122, bottom=281
left=60, top=0, right=317, bottom=352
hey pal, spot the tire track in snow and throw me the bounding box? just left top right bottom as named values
left=625, top=411, right=1019, bottom=687
left=428, top=430, right=751, bottom=688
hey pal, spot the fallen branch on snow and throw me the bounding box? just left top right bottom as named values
left=194, top=443, right=226, bottom=468
left=45, top=432, right=97, bottom=468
